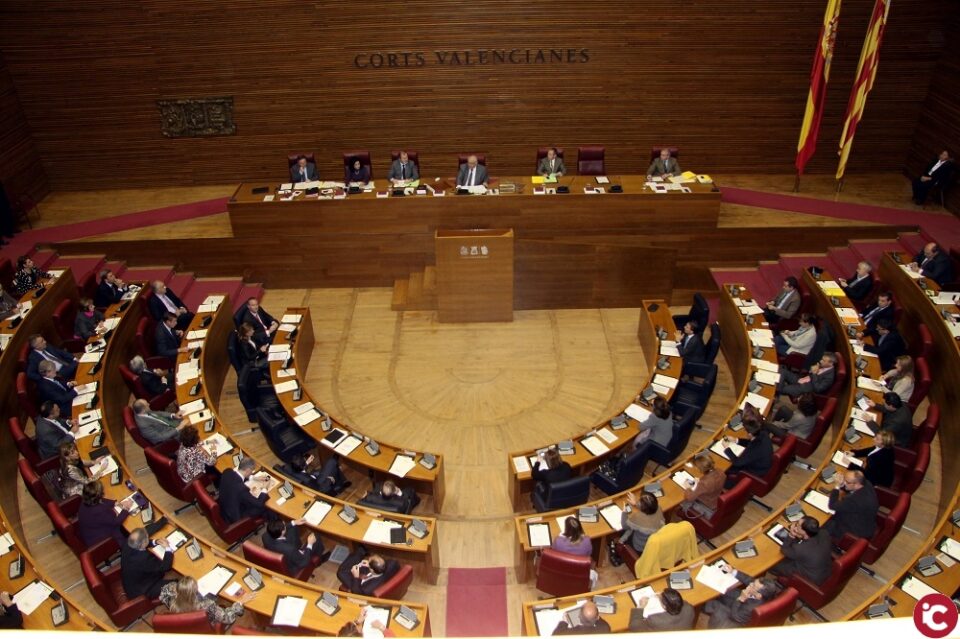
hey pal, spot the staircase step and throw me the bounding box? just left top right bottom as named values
left=778, top=254, right=826, bottom=279
left=391, top=279, right=409, bottom=310
left=103, top=260, right=127, bottom=279
left=758, top=262, right=788, bottom=299
left=423, top=265, right=437, bottom=293
left=407, top=271, right=424, bottom=302
left=31, top=249, right=59, bottom=270
left=183, top=278, right=243, bottom=311
left=234, top=284, right=265, bottom=312
left=167, top=272, right=196, bottom=301
left=897, top=232, right=927, bottom=256
left=848, top=240, right=906, bottom=268
left=827, top=247, right=861, bottom=277
left=120, top=266, right=176, bottom=287
left=49, top=255, right=107, bottom=283
left=709, top=268, right=774, bottom=301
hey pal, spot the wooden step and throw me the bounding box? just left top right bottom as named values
left=391, top=279, right=409, bottom=310
left=407, top=271, right=424, bottom=302
left=423, top=265, right=437, bottom=293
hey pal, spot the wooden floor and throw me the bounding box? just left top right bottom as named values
left=12, top=176, right=945, bottom=634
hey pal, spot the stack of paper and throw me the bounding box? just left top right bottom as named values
left=831, top=450, right=863, bottom=469
left=672, top=470, right=697, bottom=489
left=580, top=436, right=610, bottom=456
left=303, top=501, right=333, bottom=526
left=13, top=581, right=54, bottom=615
left=0, top=532, right=15, bottom=556
left=363, top=519, right=404, bottom=545
left=653, top=374, right=679, bottom=390
left=851, top=418, right=875, bottom=436
left=740, top=392, right=770, bottom=414
left=363, top=607, right=392, bottom=635
left=277, top=323, right=298, bottom=333
left=899, top=265, right=924, bottom=280
left=625, top=404, right=652, bottom=423
left=333, top=435, right=363, bottom=456
left=513, top=456, right=531, bottom=473
left=696, top=563, right=740, bottom=593
left=803, top=490, right=835, bottom=514
left=630, top=586, right=666, bottom=618
left=752, top=358, right=779, bottom=372
left=281, top=314, right=302, bottom=324
left=596, top=428, right=617, bottom=444
left=388, top=454, right=417, bottom=478
left=710, top=440, right=745, bottom=458
left=528, top=522, right=552, bottom=548
left=272, top=596, right=308, bottom=627
left=599, top=504, right=623, bottom=530
left=294, top=409, right=321, bottom=426
left=659, top=341, right=681, bottom=357
left=754, top=369, right=781, bottom=386
left=274, top=380, right=299, bottom=394
left=197, top=565, right=234, bottom=596
left=180, top=399, right=206, bottom=416
left=748, top=330, right=775, bottom=348
left=901, top=575, right=940, bottom=600
left=857, top=377, right=887, bottom=393
left=202, top=433, right=234, bottom=457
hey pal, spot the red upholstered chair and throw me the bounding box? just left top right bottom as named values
left=840, top=487, right=910, bottom=565
left=457, top=153, right=486, bottom=175
left=10, top=416, right=59, bottom=474
left=19, top=458, right=54, bottom=510
left=123, top=405, right=154, bottom=450
left=650, top=146, right=680, bottom=161
left=0, top=257, right=12, bottom=291
left=912, top=403, right=939, bottom=448
left=342, top=150, right=373, bottom=180
left=15, top=371, right=38, bottom=422
left=287, top=153, right=316, bottom=168
left=136, top=316, right=173, bottom=370
left=191, top=479, right=264, bottom=545
left=45, top=499, right=86, bottom=556
left=777, top=537, right=867, bottom=610
left=78, top=270, right=98, bottom=302
left=892, top=442, right=930, bottom=495
left=231, top=627, right=266, bottom=635
left=390, top=151, right=420, bottom=175
left=17, top=341, right=29, bottom=374
left=614, top=540, right=640, bottom=568
left=577, top=146, right=606, bottom=175
left=678, top=477, right=753, bottom=539
left=145, top=445, right=206, bottom=506
left=747, top=586, right=799, bottom=627
left=535, top=549, right=592, bottom=597
left=153, top=610, right=224, bottom=634
left=908, top=356, right=931, bottom=411
left=536, top=147, right=565, bottom=172
left=119, top=364, right=175, bottom=411
left=370, top=563, right=414, bottom=600
left=242, top=541, right=322, bottom=582
left=730, top=434, right=796, bottom=498
left=81, top=538, right=159, bottom=627
left=910, top=324, right=934, bottom=362
left=52, top=297, right=84, bottom=352
left=790, top=396, right=836, bottom=459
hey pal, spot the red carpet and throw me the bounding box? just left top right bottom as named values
left=445, top=567, right=508, bottom=637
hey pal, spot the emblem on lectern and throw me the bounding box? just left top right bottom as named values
left=480, top=246, right=489, bottom=256
left=470, top=246, right=479, bottom=255
left=459, top=246, right=468, bottom=256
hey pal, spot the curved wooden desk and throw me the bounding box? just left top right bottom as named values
left=267, top=307, right=445, bottom=512
left=179, top=299, right=439, bottom=584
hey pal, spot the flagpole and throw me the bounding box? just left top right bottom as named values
left=794, top=173, right=802, bottom=192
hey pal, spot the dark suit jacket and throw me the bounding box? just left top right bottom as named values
left=337, top=548, right=394, bottom=595
left=825, top=481, right=879, bottom=540
left=879, top=404, right=913, bottom=448
left=236, top=308, right=276, bottom=346
left=36, top=417, right=74, bottom=460
left=218, top=469, right=268, bottom=523
left=628, top=603, right=695, bottom=632
left=853, top=446, right=895, bottom=488
left=121, top=544, right=173, bottom=599
left=865, top=329, right=907, bottom=372
left=842, top=273, right=873, bottom=301
left=37, top=376, right=78, bottom=416
left=140, top=369, right=169, bottom=397
left=531, top=461, right=573, bottom=486
left=726, top=431, right=773, bottom=478
left=345, top=165, right=371, bottom=184
left=456, top=163, right=489, bottom=187
left=74, top=309, right=105, bottom=340
left=553, top=619, right=612, bottom=635
left=154, top=322, right=181, bottom=360
left=27, top=346, right=76, bottom=383
left=923, top=157, right=955, bottom=185
left=704, top=571, right=757, bottom=629
left=537, top=157, right=566, bottom=176
left=679, top=332, right=706, bottom=363
left=387, top=159, right=419, bottom=182
left=914, top=250, right=954, bottom=287
left=290, top=162, right=318, bottom=183
left=0, top=603, right=22, bottom=629
left=94, top=281, right=124, bottom=308
left=358, top=483, right=419, bottom=514
left=78, top=499, right=129, bottom=548
left=646, top=157, right=681, bottom=177
left=861, top=303, right=894, bottom=338
left=776, top=529, right=832, bottom=584
left=148, top=288, right=186, bottom=321
left=263, top=522, right=312, bottom=575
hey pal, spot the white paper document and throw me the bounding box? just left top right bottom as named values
left=202, top=433, right=234, bottom=457
left=268, top=343, right=291, bottom=353
left=652, top=374, right=679, bottom=389
left=850, top=408, right=879, bottom=423
left=293, top=402, right=314, bottom=415
left=303, top=501, right=333, bottom=527
left=294, top=409, right=321, bottom=426
left=198, top=565, right=234, bottom=596
left=580, top=436, right=610, bottom=456
left=857, top=377, right=887, bottom=393
left=901, top=575, right=940, bottom=600
left=333, top=435, right=363, bottom=456
left=528, top=522, right=552, bottom=548
left=831, top=450, right=863, bottom=469
left=0, top=533, right=14, bottom=556
left=630, top=586, right=666, bottom=618
left=738, top=304, right=765, bottom=316
left=78, top=409, right=101, bottom=424
left=939, top=537, right=960, bottom=561
left=751, top=358, right=780, bottom=373
left=710, top=440, right=745, bottom=458
left=277, top=323, right=298, bottom=333
left=75, top=421, right=102, bottom=439
left=513, top=456, right=531, bottom=473
left=625, top=403, right=652, bottom=423
left=96, top=455, right=119, bottom=476
left=740, top=392, right=770, bottom=414
left=696, top=563, right=740, bottom=594
left=72, top=392, right=96, bottom=406
left=186, top=329, right=208, bottom=340
left=363, top=607, right=392, bottom=635
left=13, top=580, right=54, bottom=615
left=672, top=470, right=697, bottom=489
left=277, top=368, right=297, bottom=378
left=754, top=370, right=781, bottom=386
left=388, top=454, right=417, bottom=478
left=268, top=351, right=289, bottom=362
left=851, top=418, right=875, bottom=436
left=180, top=399, right=206, bottom=415
left=274, top=380, right=299, bottom=394
left=79, top=351, right=102, bottom=363
left=803, top=490, right=835, bottom=514
left=659, top=343, right=681, bottom=357
left=596, top=427, right=617, bottom=444
left=651, top=383, right=671, bottom=396
left=272, top=596, right=308, bottom=627
left=835, top=307, right=859, bottom=320
left=281, top=314, right=302, bottom=324
left=363, top=519, right=404, bottom=545
left=599, top=503, right=624, bottom=531
left=766, top=523, right=787, bottom=545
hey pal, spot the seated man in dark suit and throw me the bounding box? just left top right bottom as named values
left=646, top=148, right=681, bottom=179
left=359, top=480, right=420, bottom=514
left=290, top=155, right=318, bottom=184
left=823, top=470, right=879, bottom=541
left=674, top=320, right=706, bottom=363
left=909, top=242, right=954, bottom=287
left=148, top=280, right=194, bottom=330
left=769, top=516, right=832, bottom=585
left=702, top=570, right=782, bottom=629
left=763, top=277, right=801, bottom=325
left=865, top=392, right=914, bottom=447
left=261, top=519, right=328, bottom=577
left=36, top=360, right=78, bottom=417
left=129, top=355, right=171, bottom=397
left=278, top=453, right=349, bottom=497
left=121, top=527, right=175, bottom=599
left=553, top=601, right=612, bottom=635
left=26, top=334, right=79, bottom=383
left=628, top=588, right=695, bottom=632
left=387, top=151, right=419, bottom=186
left=864, top=319, right=907, bottom=372
left=155, top=313, right=188, bottom=361
left=722, top=418, right=773, bottom=488
left=856, top=291, right=895, bottom=340
left=456, top=155, right=488, bottom=189
left=912, top=150, right=954, bottom=205
left=235, top=297, right=279, bottom=347
left=777, top=352, right=836, bottom=398
left=337, top=548, right=393, bottom=595
left=218, top=457, right=270, bottom=524
left=537, top=147, right=566, bottom=178
left=36, top=401, right=77, bottom=460
left=93, top=268, right=127, bottom=308
left=837, top=261, right=873, bottom=302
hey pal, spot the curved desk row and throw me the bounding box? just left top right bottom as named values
left=180, top=299, right=439, bottom=584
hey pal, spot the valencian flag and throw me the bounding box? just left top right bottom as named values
left=796, top=0, right=842, bottom=175
left=836, top=0, right=891, bottom=180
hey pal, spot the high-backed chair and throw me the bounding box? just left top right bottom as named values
left=672, top=293, right=709, bottom=330
left=16, top=371, right=38, bottom=421
left=19, top=458, right=55, bottom=511
left=227, top=330, right=243, bottom=373
left=536, top=549, right=592, bottom=597
left=648, top=409, right=698, bottom=468
left=123, top=405, right=154, bottom=450
left=669, top=364, right=717, bottom=422
left=45, top=499, right=86, bottom=555
left=390, top=150, right=420, bottom=175
left=145, top=444, right=205, bottom=507
left=119, top=364, right=175, bottom=411
left=135, top=316, right=173, bottom=370
left=532, top=475, right=591, bottom=512
left=255, top=405, right=314, bottom=464
left=677, top=477, right=752, bottom=539
left=52, top=297, right=84, bottom=352
left=892, top=442, right=930, bottom=494
left=776, top=537, right=867, bottom=610
left=287, top=153, right=316, bottom=168
left=650, top=146, right=680, bottom=161
left=10, top=416, right=58, bottom=474
left=703, top=322, right=722, bottom=365
left=591, top=441, right=652, bottom=495
left=535, top=147, right=565, bottom=172
left=153, top=610, right=224, bottom=634
left=342, top=150, right=373, bottom=180
left=747, top=587, right=799, bottom=627
left=78, top=270, right=97, bottom=302
left=840, top=487, right=910, bottom=565
left=191, top=480, right=264, bottom=546
left=80, top=538, right=159, bottom=627
left=730, top=434, right=796, bottom=498
left=456, top=153, right=486, bottom=168
left=370, top=563, right=414, bottom=600
left=908, top=356, right=931, bottom=411
left=910, top=323, right=934, bottom=361
left=911, top=403, right=939, bottom=448
left=576, top=146, right=606, bottom=175
left=242, top=541, right=321, bottom=582
left=792, top=396, right=836, bottom=459
left=230, top=628, right=265, bottom=636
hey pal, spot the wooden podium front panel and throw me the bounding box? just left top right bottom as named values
left=436, top=229, right=514, bottom=322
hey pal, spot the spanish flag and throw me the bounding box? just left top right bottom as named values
left=836, top=0, right=891, bottom=180
left=796, top=0, right=842, bottom=175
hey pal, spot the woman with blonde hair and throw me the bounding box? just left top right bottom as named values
left=882, top=355, right=915, bottom=405
left=159, top=576, right=254, bottom=626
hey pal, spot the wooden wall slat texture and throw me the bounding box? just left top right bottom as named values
left=0, top=51, right=48, bottom=204
left=0, top=0, right=953, bottom=191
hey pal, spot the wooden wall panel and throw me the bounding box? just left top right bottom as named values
left=0, top=0, right=953, bottom=191
left=908, top=10, right=960, bottom=214
left=0, top=51, right=47, bottom=204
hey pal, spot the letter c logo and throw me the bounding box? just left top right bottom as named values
left=914, top=594, right=959, bottom=638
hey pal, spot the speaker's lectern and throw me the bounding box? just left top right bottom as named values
left=435, top=229, right=514, bottom=323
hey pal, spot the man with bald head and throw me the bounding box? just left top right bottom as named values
left=553, top=601, right=611, bottom=635
left=456, top=155, right=488, bottom=189
left=909, top=242, right=954, bottom=287
left=647, top=148, right=681, bottom=179
left=148, top=280, right=194, bottom=329
left=824, top=469, right=879, bottom=541
left=121, top=527, right=175, bottom=599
